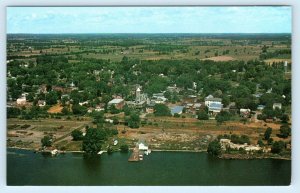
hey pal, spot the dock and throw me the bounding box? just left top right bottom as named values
left=128, top=147, right=140, bottom=162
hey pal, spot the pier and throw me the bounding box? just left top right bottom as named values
left=128, top=147, right=140, bottom=162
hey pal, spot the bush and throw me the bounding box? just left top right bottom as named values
left=107, top=146, right=113, bottom=155
left=111, top=128, right=118, bottom=135
left=257, top=139, right=264, bottom=147
left=41, top=135, right=52, bottom=147
left=271, top=141, right=285, bottom=154
left=197, top=110, right=209, bottom=120
left=216, top=111, right=231, bottom=124
left=120, top=144, right=129, bottom=153
left=278, top=125, right=291, bottom=138
left=71, top=129, right=83, bottom=141
left=173, top=113, right=180, bottom=118
left=267, top=138, right=274, bottom=145
left=264, top=127, right=272, bottom=140
left=207, top=140, right=221, bottom=156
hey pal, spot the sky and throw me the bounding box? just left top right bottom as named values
left=6, top=6, right=292, bottom=33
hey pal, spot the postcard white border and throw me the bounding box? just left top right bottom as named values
left=0, top=0, right=299, bottom=193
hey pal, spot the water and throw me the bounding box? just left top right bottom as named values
left=7, top=148, right=291, bottom=186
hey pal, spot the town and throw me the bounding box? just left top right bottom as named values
left=7, top=33, right=291, bottom=160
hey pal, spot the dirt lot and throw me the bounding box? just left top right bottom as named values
left=202, top=56, right=236, bottom=62
left=47, top=104, right=63, bottom=114
left=7, top=118, right=90, bottom=150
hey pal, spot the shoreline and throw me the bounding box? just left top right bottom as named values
left=7, top=146, right=291, bottom=160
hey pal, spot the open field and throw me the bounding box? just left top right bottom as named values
left=7, top=118, right=90, bottom=149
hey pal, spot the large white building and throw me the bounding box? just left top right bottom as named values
left=204, top=95, right=222, bottom=107
left=16, top=97, right=26, bottom=105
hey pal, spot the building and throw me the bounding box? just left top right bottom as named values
left=16, top=97, right=26, bottom=105
left=146, top=107, right=154, bottom=114
left=108, top=98, right=125, bottom=110
left=240, top=108, right=251, bottom=118
left=135, top=87, right=149, bottom=107
left=170, top=106, right=184, bottom=116
left=273, top=103, right=282, bottom=110
left=37, top=100, right=46, bottom=107
left=257, top=105, right=265, bottom=111
left=138, top=142, right=149, bottom=151
left=205, top=95, right=222, bottom=107
left=208, top=102, right=223, bottom=114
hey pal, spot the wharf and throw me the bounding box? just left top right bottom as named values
left=128, top=147, right=140, bottom=162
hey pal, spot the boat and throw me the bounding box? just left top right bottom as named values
left=139, top=154, right=143, bottom=160
left=51, top=149, right=58, bottom=156
left=144, top=149, right=151, bottom=155
left=97, top=151, right=104, bottom=155
left=113, top=140, right=118, bottom=146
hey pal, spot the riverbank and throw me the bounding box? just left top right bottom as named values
left=220, top=153, right=291, bottom=160
left=7, top=146, right=291, bottom=160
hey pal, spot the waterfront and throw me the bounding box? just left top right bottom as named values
left=7, top=148, right=291, bottom=186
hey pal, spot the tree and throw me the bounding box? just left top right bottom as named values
left=71, top=129, right=83, bottom=141
left=278, top=125, right=291, bottom=138
left=82, top=128, right=107, bottom=154
left=281, top=114, right=289, bottom=123
left=41, top=135, right=52, bottom=147
left=271, top=141, right=285, bottom=154
left=120, top=144, right=129, bottom=153
left=257, top=139, right=264, bottom=147
left=154, top=104, right=171, bottom=116
left=72, top=104, right=87, bottom=115
left=264, top=127, right=272, bottom=140
left=197, top=110, right=209, bottom=120
left=207, top=140, right=221, bottom=156
left=45, top=91, right=58, bottom=105
left=215, top=111, right=231, bottom=124
left=61, top=107, right=69, bottom=115
left=127, top=113, right=140, bottom=128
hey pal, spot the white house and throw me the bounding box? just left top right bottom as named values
left=138, top=143, right=148, bottom=151
left=38, top=100, right=46, bottom=107
left=273, top=103, right=282, bottom=110
left=16, top=97, right=26, bottom=105
left=205, top=95, right=222, bottom=107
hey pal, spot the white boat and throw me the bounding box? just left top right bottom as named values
left=97, top=151, right=104, bottom=155
left=113, top=140, right=118, bottom=146
left=139, top=154, right=143, bottom=160
left=51, top=149, right=58, bottom=156
left=144, top=149, right=151, bottom=155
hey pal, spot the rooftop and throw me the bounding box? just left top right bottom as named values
left=108, top=98, right=124, bottom=104
left=170, top=106, right=184, bottom=115
left=209, top=102, right=223, bottom=109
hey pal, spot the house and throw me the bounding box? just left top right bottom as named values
left=170, top=106, right=184, bottom=116
left=146, top=107, right=154, bottom=114
left=208, top=102, right=223, bottom=114
left=205, top=95, right=222, bottom=107
left=95, top=105, right=105, bottom=112
left=138, top=142, right=149, bottom=151
left=79, top=101, right=89, bottom=106
left=108, top=98, right=124, bottom=110
left=194, top=103, right=202, bottom=110
left=273, top=103, right=282, bottom=110
left=37, top=100, right=46, bottom=107
left=240, top=108, right=251, bottom=118
left=16, top=97, right=26, bottom=105
left=257, top=105, right=265, bottom=111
